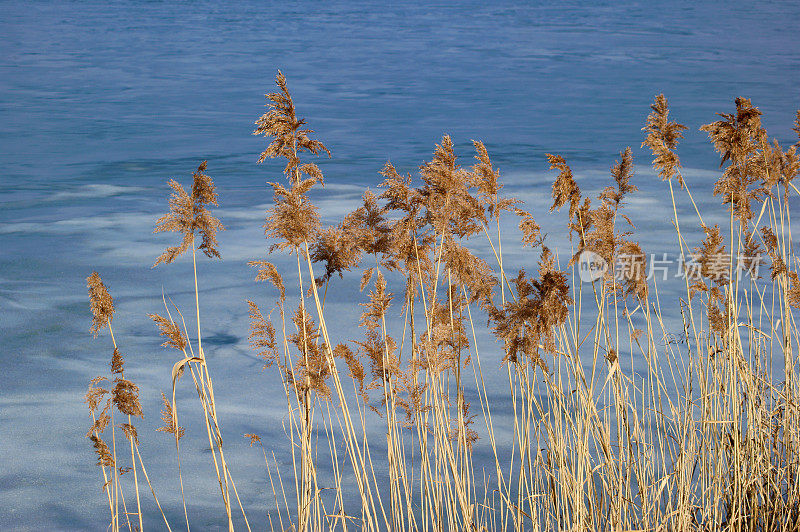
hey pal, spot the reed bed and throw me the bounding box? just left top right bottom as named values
left=84, top=72, right=800, bottom=531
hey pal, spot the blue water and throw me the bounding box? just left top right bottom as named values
left=1, top=1, right=799, bottom=529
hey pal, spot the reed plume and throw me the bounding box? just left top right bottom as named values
left=642, top=93, right=688, bottom=185
left=153, top=160, right=224, bottom=266
left=254, top=70, right=330, bottom=177
left=87, top=271, right=114, bottom=337
left=701, top=97, right=770, bottom=229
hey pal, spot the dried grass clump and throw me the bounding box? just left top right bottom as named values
left=82, top=77, right=800, bottom=532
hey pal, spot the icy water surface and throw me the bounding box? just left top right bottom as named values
left=1, top=1, right=799, bottom=529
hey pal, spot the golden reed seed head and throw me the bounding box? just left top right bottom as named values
left=618, top=241, right=648, bottom=300
left=642, top=94, right=687, bottom=185
left=760, top=226, right=788, bottom=280
left=608, top=147, right=637, bottom=206
left=255, top=73, right=334, bottom=255
left=471, top=140, right=519, bottom=220
left=119, top=422, right=139, bottom=446
left=441, top=236, right=496, bottom=304
left=147, top=313, right=188, bottom=351
left=246, top=300, right=279, bottom=368
left=547, top=153, right=581, bottom=220
left=90, top=434, right=115, bottom=468
left=110, top=347, right=124, bottom=375
left=264, top=178, right=321, bottom=252
left=759, top=138, right=799, bottom=200
left=378, top=162, right=419, bottom=216
left=244, top=433, right=261, bottom=447
left=598, top=147, right=637, bottom=214
left=153, top=161, right=224, bottom=267
left=701, top=98, right=772, bottom=229
left=793, top=109, right=800, bottom=147
left=788, top=272, right=800, bottom=309
left=284, top=304, right=333, bottom=399
left=310, top=224, right=363, bottom=282
left=344, top=191, right=392, bottom=257
left=688, top=225, right=729, bottom=298
left=86, top=410, right=110, bottom=438
left=84, top=378, right=109, bottom=412
left=515, top=207, right=543, bottom=249
left=254, top=70, right=330, bottom=177
left=249, top=260, right=286, bottom=301
left=701, top=97, right=765, bottom=168
left=419, top=135, right=484, bottom=239
left=359, top=270, right=394, bottom=331
left=156, top=392, right=185, bottom=440
left=487, top=247, right=571, bottom=371
left=334, top=343, right=368, bottom=402
left=112, top=378, right=143, bottom=418
left=355, top=328, right=400, bottom=386
left=87, top=271, right=114, bottom=337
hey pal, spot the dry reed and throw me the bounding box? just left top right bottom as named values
left=84, top=76, right=800, bottom=532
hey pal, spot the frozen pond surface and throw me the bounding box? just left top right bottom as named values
left=1, top=1, right=799, bottom=528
